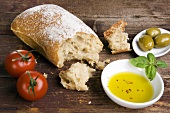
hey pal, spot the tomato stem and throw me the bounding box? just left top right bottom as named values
left=12, top=50, right=35, bottom=62
left=26, top=71, right=39, bottom=96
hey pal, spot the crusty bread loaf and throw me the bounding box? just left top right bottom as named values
left=11, top=4, right=103, bottom=68
left=59, top=62, right=95, bottom=91
left=103, top=19, right=131, bottom=54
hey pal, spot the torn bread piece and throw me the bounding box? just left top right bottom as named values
left=103, top=19, right=131, bottom=54
left=59, top=62, right=95, bottom=91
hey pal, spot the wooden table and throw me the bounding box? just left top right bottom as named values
left=0, top=0, right=170, bottom=112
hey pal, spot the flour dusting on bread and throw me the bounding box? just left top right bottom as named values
left=14, top=4, right=97, bottom=43
left=104, top=19, right=131, bottom=54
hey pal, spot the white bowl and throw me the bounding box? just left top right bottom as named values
left=101, top=59, right=164, bottom=109
left=132, top=28, right=170, bottom=57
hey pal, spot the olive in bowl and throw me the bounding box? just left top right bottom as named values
left=154, top=33, right=170, bottom=48
left=138, top=35, right=154, bottom=51
left=146, top=27, right=161, bottom=38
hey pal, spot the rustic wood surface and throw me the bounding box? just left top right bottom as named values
left=0, top=0, right=170, bottom=113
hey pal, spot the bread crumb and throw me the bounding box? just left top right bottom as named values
left=88, top=101, right=92, bottom=104
left=79, top=99, right=83, bottom=103
left=95, top=59, right=110, bottom=70
left=43, top=73, right=48, bottom=78
left=105, top=59, right=110, bottom=64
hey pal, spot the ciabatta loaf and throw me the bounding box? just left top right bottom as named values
left=11, top=4, right=103, bottom=68
left=104, top=19, right=131, bottom=54
left=59, top=62, right=95, bottom=91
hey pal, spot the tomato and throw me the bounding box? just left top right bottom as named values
left=17, top=71, right=48, bottom=101
left=4, top=50, right=36, bottom=78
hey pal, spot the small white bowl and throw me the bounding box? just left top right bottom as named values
left=101, top=59, right=164, bottom=109
left=132, top=28, right=170, bottom=57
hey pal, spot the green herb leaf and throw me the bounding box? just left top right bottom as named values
left=147, top=53, right=156, bottom=64
left=145, top=65, right=156, bottom=81
left=129, top=56, right=149, bottom=68
left=129, top=53, right=168, bottom=81
left=156, top=60, right=168, bottom=68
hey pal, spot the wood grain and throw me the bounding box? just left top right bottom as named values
left=0, top=0, right=170, bottom=112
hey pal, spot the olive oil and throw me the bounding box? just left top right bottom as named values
left=108, top=72, right=154, bottom=103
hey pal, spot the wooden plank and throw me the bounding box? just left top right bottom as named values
left=0, top=0, right=170, bottom=36
left=0, top=0, right=170, bottom=112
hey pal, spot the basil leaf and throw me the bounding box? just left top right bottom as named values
left=130, top=52, right=167, bottom=81
left=147, top=53, right=156, bottom=64
left=129, top=56, right=149, bottom=68
left=156, top=60, right=168, bottom=68
left=145, top=65, right=156, bottom=81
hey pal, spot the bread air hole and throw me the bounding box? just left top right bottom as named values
left=58, top=33, right=102, bottom=67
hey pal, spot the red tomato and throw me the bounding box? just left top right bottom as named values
left=17, top=71, right=48, bottom=101
left=4, top=50, right=36, bottom=78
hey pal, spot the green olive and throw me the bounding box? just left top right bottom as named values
left=154, top=33, right=170, bottom=48
left=146, top=28, right=161, bottom=38
left=138, top=35, right=154, bottom=51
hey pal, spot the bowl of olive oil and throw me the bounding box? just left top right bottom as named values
left=101, top=59, right=164, bottom=109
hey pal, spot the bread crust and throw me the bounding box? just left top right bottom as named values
left=11, top=4, right=103, bottom=67
left=104, top=19, right=127, bottom=37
